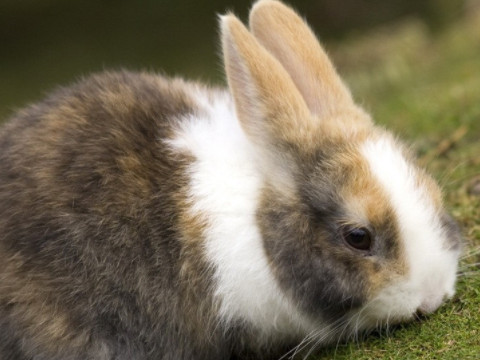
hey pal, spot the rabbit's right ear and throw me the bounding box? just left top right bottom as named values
left=249, top=0, right=355, bottom=117
left=221, top=14, right=318, bottom=152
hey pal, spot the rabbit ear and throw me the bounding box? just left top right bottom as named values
left=221, top=14, right=316, bottom=150
left=249, top=0, right=355, bottom=117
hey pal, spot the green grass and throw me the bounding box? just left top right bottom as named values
left=309, top=7, right=480, bottom=360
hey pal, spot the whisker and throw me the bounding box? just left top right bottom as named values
left=460, top=248, right=480, bottom=260
left=458, top=262, right=480, bottom=269
left=457, top=271, right=480, bottom=277
left=301, top=317, right=351, bottom=360
left=444, top=172, right=480, bottom=189
left=283, top=292, right=418, bottom=359
left=333, top=316, right=356, bottom=354
left=280, top=321, right=342, bottom=360
left=385, top=309, right=392, bottom=337
left=327, top=299, right=380, bottom=358
left=281, top=327, right=319, bottom=360
left=296, top=322, right=346, bottom=357
left=435, top=160, right=469, bottom=188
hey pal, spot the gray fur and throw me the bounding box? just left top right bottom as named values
left=0, top=71, right=236, bottom=360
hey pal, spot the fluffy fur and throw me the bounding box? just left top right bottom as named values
left=360, top=137, right=460, bottom=320
left=167, top=88, right=317, bottom=340
left=0, top=1, right=461, bottom=359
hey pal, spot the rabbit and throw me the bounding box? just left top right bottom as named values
left=0, top=0, right=462, bottom=359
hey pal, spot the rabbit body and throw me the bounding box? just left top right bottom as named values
left=0, top=1, right=461, bottom=359
left=0, top=72, right=231, bottom=359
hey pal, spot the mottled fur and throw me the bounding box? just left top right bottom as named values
left=0, top=72, right=230, bottom=359
left=0, top=1, right=461, bottom=359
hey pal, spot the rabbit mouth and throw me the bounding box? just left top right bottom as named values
left=348, top=276, right=456, bottom=333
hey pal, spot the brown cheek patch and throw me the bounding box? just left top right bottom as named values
left=336, top=148, right=408, bottom=297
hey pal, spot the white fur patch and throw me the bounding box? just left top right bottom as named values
left=360, top=136, right=459, bottom=323
left=166, top=87, right=315, bottom=339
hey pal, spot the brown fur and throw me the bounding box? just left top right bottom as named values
left=222, top=14, right=320, bottom=153
left=250, top=0, right=355, bottom=118
left=0, top=71, right=229, bottom=359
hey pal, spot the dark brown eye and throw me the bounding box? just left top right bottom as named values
left=342, top=227, right=372, bottom=251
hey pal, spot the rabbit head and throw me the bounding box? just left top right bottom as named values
left=216, top=0, right=461, bottom=338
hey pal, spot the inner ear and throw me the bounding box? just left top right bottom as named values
left=249, top=0, right=355, bottom=117
left=221, top=14, right=319, bottom=152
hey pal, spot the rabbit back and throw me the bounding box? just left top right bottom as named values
left=0, top=71, right=229, bottom=360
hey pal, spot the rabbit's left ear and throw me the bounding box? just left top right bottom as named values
left=249, top=0, right=355, bottom=117
left=221, top=14, right=316, bottom=150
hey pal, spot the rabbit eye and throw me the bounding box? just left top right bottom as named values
left=342, top=227, right=372, bottom=252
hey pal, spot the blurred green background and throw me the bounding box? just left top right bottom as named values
left=0, top=0, right=467, bottom=120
